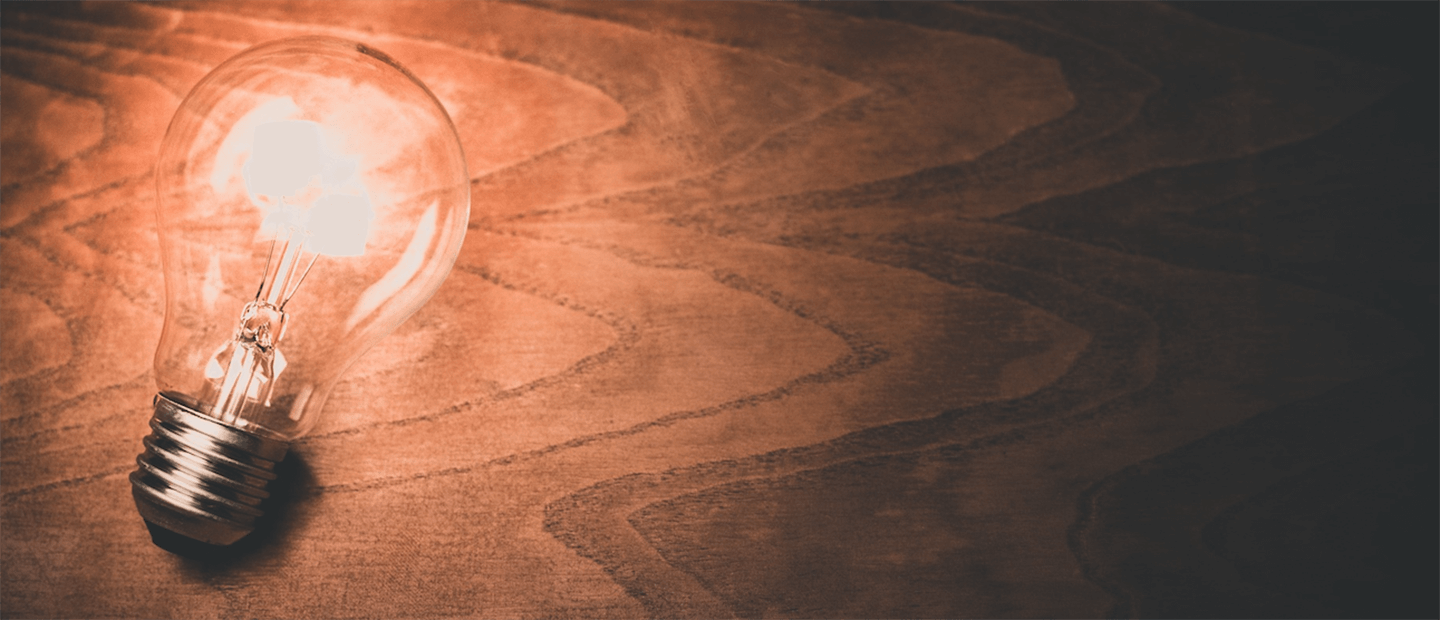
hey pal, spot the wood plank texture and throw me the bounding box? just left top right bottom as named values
left=2, top=2, right=1435, bottom=618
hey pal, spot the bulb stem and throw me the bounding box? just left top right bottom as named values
left=211, top=344, right=253, bottom=424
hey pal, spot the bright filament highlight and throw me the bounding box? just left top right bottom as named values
left=199, top=119, right=374, bottom=426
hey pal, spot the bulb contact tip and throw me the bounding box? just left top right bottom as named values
left=130, top=394, right=290, bottom=548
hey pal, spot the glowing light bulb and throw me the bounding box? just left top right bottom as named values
left=132, top=37, right=469, bottom=548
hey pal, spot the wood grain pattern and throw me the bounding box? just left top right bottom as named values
left=2, top=2, right=1434, bottom=618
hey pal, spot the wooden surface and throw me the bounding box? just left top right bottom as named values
left=2, top=2, right=1436, bottom=618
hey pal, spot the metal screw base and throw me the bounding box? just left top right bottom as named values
left=130, top=394, right=290, bottom=547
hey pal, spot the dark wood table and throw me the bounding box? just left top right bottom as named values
left=3, top=2, right=1435, bottom=618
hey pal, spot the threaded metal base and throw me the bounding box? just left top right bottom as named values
left=130, top=394, right=289, bottom=547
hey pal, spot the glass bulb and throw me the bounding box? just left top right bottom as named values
left=131, top=36, right=469, bottom=548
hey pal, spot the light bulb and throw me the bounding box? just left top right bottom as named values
left=131, top=37, right=469, bottom=548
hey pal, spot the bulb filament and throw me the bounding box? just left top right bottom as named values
left=195, top=119, right=373, bottom=427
